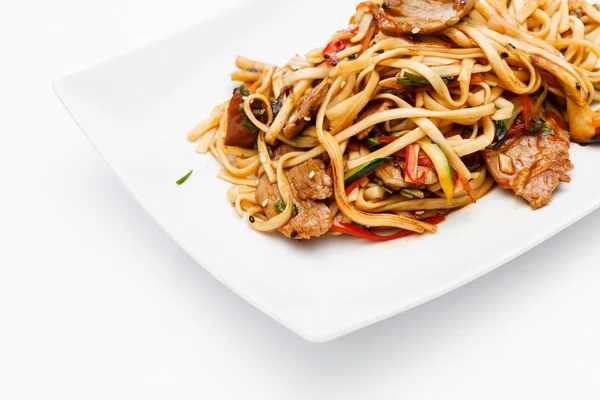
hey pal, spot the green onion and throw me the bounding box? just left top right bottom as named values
left=274, top=200, right=297, bottom=216
left=176, top=170, right=193, bottom=185
left=275, top=200, right=286, bottom=213
left=527, top=118, right=547, bottom=135
left=242, top=117, right=260, bottom=135
left=377, top=179, right=394, bottom=194
left=239, top=84, right=251, bottom=97
left=396, top=71, right=456, bottom=88
left=364, top=137, right=380, bottom=150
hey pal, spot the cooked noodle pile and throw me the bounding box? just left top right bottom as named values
left=187, top=0, right=600, bottom=241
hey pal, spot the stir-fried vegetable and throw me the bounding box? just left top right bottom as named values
left=345, top=176, right=369, bottom=195
left=396, top=71, right=456, bottom=88
left=419, top=142, right=454, bottom=203
left=405, top=144, right=424, bottom=184
left=344, top=157, right=391, bottom=187
left=323, top=39, right=347, bottom=66
left=176, top=170, right=193, bottom=185
left=331, top=216, right=445, bottom=242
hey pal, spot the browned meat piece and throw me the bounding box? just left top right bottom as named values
left=483, top=118, right=574, bottom=209
left=255, top=174, right=333, bottom=240
left=272, top=143, right=298, bottom=160
left=282, top=80, right=329, bottom=139
left=357, top=100, right=394, bottom=140
left=225, top=88, right=257, bottom=148
left=375, top=161, right=438, bottom=191
left=376, top=0, right=475, bottom=36
left=286, top=159, right=333, bottom=200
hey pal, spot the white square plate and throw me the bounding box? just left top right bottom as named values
left=54, top=0, right=600, bottom=342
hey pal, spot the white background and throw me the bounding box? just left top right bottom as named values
left=1, top=0, right=599, bottom=398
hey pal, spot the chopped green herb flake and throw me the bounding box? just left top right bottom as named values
left=377, top=179, right=394, bottom=194
left=292, top=204, right=299, bottom=217
left=176, top=170, right=193, bottom=185
left=275, top=200, right=286, bottom=213
left=239, top=84, right=251, bottom=97
left=242, top=117, right=260, bottom=135
left=467, top=164, right=481, bottom=172
left=527, top=118, right=547, bottom=135
left=396, top=71, right=455, bottom=88
left=267, top=145, right=274, bottom=158
left=493, top=119, right=511, bottom=149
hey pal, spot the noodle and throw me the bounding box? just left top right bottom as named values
left=186, top=0, right=600, bottom=241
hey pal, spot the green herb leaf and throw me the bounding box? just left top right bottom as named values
left=527, top=118, right=547, bottom=135
left=493, top=119, right=511, bottom=149
left=239, top=84, right=251, bottom=97
left=364, top=137, right=380, bottom=150
left=176, top=170, right=193, bottom=185
left=267, top=145, right=274, bottom=158
left=242, top=117, right=260, bottom=135
left=467, top=164, right=481, bottom=172
left=396, top=71, right=455, bottom=88
left=541, top=125, right=554, bottom=133
left=275, top=200, right=286, bottom=213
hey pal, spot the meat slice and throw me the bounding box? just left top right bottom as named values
left=376, top=0, right=475, bottom=36
left=225, top=88, right=257, bottom=148
left=282, top=80, right=329, bottom=139
left=286, top=159, right=333, bottom=200
left=375, top=161, right=438, bottom=191
left=483, top=117, right=573, bottom=209
left=272, top=143, right=298, bottom=160
left=255, top=174, right=333, bottom=240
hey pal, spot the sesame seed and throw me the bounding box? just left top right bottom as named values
left=415, top=211, right=425, bottom=215
left=303, top=116, right=311, bottom=121
left=291, top=65, right=300, bottom=71
left=309, top=171, right=316, bottom=179
left=290, top=231, right=298, bottom=239
left=259, top=155, right=266, bottom=164
left=412, top=28, right=420, bottom=34
left=341, top=81, right=347, bottom=89
left=255, top=179, right=259, bottom=185
left=501, top=52, right=509, bottom=58
left=262, top=199, right=269, bottom=207
left=249, top=215, right=255, bottom=223
left=576, top=82, right=581, bottom=90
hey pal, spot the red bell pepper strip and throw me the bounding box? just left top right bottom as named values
left=521, top=95, right=533, bottom=130
left=377, top=136, right=399, bottom=144
left=347, top=138, right=360, bottom=152
left=506, top=119, right=526, bottom=137
left=405, top=144, right=425, bottom=183
left=345, top=176, right=369, bottom=196
left=323, top=39, right=347, bottom=66
left=331, top=216, right=446, bottom=242
left=417, top=152, right=435, bottom=169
